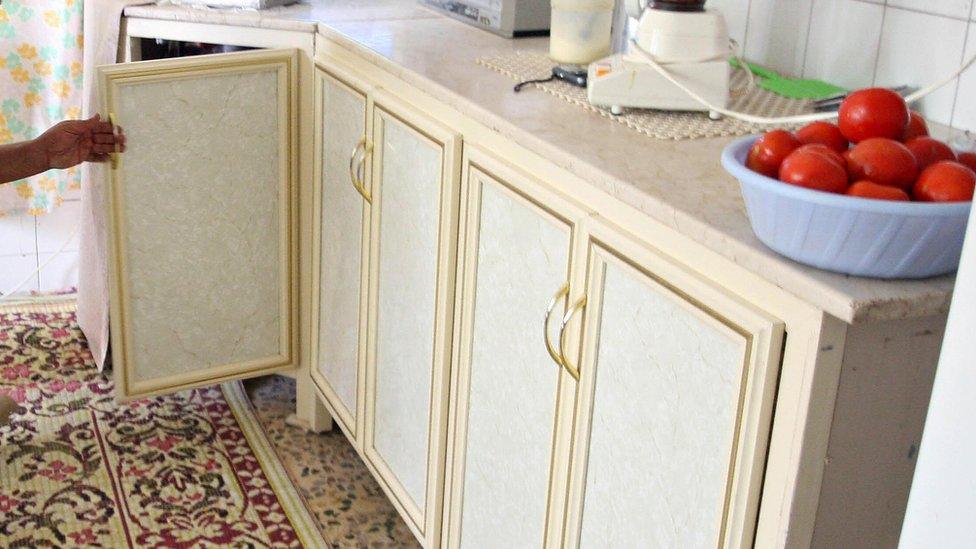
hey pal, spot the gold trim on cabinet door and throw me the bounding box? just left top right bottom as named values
left=360, top=89, right=463, bottom=549
left=308, top=66, right=372, bottom=443
left=100, top=48, right=300, bottom=401
left=560, top=215, right=785, bottom=549
left=441, top=146, right=592, bottom=549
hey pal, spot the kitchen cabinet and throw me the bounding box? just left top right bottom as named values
left=443, top=151, right=783, bottom=548
left=309, top=68, right=371, bottom=442
left=310, top=61, right=461, bottom=546
left=104, top=15, right=951, bottom=547
left=362, top=93, right=461, bottom=545
left=561, top=218, right=784, bottom=548
left=361, top=89, right=461, bottom=545
left=442, top=148, right=588, bottom=548
left=99, top=49, right=299, bottom=399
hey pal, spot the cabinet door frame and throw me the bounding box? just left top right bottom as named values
left=561, top=216, right=785, bottom=549
left=361, top=88, right=462, bottom=546
left=100, top=49, right=299, bottom=400
left=308, top=63, right=374, bottom=445
left=443, top=146, right=591, bottom=548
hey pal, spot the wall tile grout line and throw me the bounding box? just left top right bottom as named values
left=799, top=0, right=818, bottom=79
left=870, top=2, right=889, bottom=86
left=948, top=17, right=973, bottom=132
left=740, top=0, right=755, bottom=61
left=880, top=2, right=974, bottom=22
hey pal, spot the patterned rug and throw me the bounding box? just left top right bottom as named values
left=0, top=300, right=325, bottom=548
left=243, top=376, right=418, bottom=547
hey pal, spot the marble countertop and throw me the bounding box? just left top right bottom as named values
left=123, top=1, right=959, bottom=323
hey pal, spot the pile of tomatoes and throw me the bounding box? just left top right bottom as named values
left=747, top=88, right=976, bottom=202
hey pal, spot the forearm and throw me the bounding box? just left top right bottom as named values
left=0, top=139, right=49, bottom=185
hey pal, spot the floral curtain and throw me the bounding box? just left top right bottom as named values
left=0, top=0, right=84, bottom=217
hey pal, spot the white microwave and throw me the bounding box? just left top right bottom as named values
left=420, top=0, right=551, bottom=38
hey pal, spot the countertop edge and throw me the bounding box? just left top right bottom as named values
left=312, top=24, right=954, bottom=324
left=117, top=4, right=956, bottom=324
left=124, top=5, right=320, bottom=33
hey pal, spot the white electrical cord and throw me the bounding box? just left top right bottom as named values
left=0, top=225, right=79, bottom=302
left=628, top=38, right=976, bottom=125
left=728, top=38, right=756, bottom=98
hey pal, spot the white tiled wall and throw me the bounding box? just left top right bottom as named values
left=711, top=0, right=976, bottom=131
left=0, top=200, right=80, bottom=297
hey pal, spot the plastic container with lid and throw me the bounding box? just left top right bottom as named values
left=550, top=0, right=616, bottom=66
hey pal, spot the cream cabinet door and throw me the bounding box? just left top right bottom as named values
left=444, top=149, right=587, bottom=548
left=310, top=67, right=371, bottom=441
left=362, top=91, right=461, bottom=546
left=99, top=49, right=298, bottom=400
left=561, top=218, right=784, bottom=548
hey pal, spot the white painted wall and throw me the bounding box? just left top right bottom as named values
left=899, top=205, right=976, bottom=546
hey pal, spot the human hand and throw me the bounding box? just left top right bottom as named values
left=35, top=114, right=127, bottom=169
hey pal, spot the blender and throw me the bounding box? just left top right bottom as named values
left=586, top=0, right=731, bottom=117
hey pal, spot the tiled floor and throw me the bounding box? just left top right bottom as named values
left=244, top=375, right=420, bottom=548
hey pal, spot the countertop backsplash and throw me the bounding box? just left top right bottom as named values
left=708, top=0, right=975, bottom=134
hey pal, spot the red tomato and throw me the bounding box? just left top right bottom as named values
left=842, top=149, right=857, bottom=176
left=797, top=143, right=846, bottom=170
left=902, top=111, right=929, bottom=141
left=846, top=180, right=910, bottom=201
left=747, top=130, right=801, bottom=178
left=838, top=88, right=910, bottom=143
left=847, top=138, right=919, bottom=190
left=913, top=161, right=976, bottom=202
left=958, top=151, right=976, bottom=172
left=796, top=121, right=849, bottom=152
left=778, top=149, right=849, bottom=194
left=904, top=137, right=957, bottom=171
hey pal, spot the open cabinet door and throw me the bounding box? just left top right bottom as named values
left=98, top=49, right=298, bottom=400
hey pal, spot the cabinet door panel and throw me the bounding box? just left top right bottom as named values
left=312, top=69, right=368, bottom=435
left=448, top=165, right=573, bottom=548
left=564, top=224, right=783, bottom=549
left=364, top=97, right=460, bottom=542
left=373, top=114, right=440, bottom=510
left=585, top=260, right=745, bottom=547
left=100, top=50, right=297, bottom=399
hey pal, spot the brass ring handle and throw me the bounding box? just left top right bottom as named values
left=543, top=283, right=569, bottom=368
left=348, top=137, right=372, bottom=203
left=558, top=296, right=587, bottom=381
left=108, top=113, right=120, bottom=171
left=357, top=141, right=373, bottom=199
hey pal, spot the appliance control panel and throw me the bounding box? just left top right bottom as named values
left=423, top=0, right=503, bottom=30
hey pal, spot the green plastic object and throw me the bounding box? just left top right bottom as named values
left=730, top=58, right=847, bottom=100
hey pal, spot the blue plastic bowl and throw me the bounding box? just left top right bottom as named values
left=722, top=135, right=971, bottom=279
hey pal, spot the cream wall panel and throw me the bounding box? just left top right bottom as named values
left=101, top=50, right=297, bottom=398
left=371, top=111, right=443, bottom=512
left=576, top=257, right=748, bottom=548
left=453, top=169, right=571, bottom=547
left=314, top=71, right=367, bottom=431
